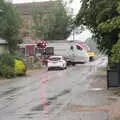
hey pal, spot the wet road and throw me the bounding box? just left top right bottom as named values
left=0, top=57, right=109, bottom=120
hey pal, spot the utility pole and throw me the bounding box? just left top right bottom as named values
left=73, top=26, right=75, bottom=42
left=72, top=24, right=76, bottom=42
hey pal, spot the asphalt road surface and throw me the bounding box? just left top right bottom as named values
left=0, top=56, right=110, bottom=120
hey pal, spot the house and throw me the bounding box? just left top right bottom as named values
left=14, top=1, right=56, bottom=43
left=0, top=38, right=9, bottom=55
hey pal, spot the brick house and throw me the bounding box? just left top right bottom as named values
left=14, top=1, right=56, bottom=43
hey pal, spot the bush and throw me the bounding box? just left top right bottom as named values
left=0, top=54, right=26, bottom=78
left=14, top=59, right=26, bottom=75
left=13, top=56, right=23, bottom=61
left=0, top=55, right=15, bottom=78
left=111, top=39, right=120, bottom=64
left=32, top=61, right=42, bottom=69
left=0, top=54, right=14, bottom=67
left=1, top=65, right=14, bottom=78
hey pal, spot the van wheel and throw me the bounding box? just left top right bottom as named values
left=89, top=57, right=94, bottom=61
left=72, top=62, right=76, bottom=66
left=67, top=61, right=71, bottom=66
left=64, top=64, right=67, bottom=69
left=48, top=68, right=51, bottom=71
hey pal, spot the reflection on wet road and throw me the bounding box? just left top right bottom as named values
left=0, top=57, right=109, bottom=120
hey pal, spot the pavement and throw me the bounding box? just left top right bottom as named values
left=0, top=56, right=120, bottom=120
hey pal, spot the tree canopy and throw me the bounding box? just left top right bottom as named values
left=85, top=37, right=99, bottom=54
left=32, top=0, right=72, bottom=40
left=0, top=0, right=21, bottom=54
left=111, top=38, right=120, bottom=64
left=75, top=0, right=120, bottom=55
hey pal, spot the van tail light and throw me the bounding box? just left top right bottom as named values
left=48, top=60, right=54, bottom=63
left=48, top=60, right=63, bottom=62
left=59, top=60, right=63, bottom=62
left=47, top=60, right=51, bottom=62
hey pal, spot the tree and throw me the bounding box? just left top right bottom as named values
left=85, top=37, right=99, bottom=54
left=32, top=0, right=72, bottom=40
left=0, top=0, right=21, bottom=54
left=111, top=36, right=120, bottom=64
left=75, top=0, right=120, bottom=55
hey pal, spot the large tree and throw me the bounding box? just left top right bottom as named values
left=32, top=0, right=72, bottom=40
left=0, top=0, right=21, bottom=54
left=75, top=0, right=120, bottom=55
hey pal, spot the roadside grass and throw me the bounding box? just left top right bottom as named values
left=114, top=117, right=120, bottom=120
left=110, top=89, right=120, bottom=96
left=96, top=67, right=107, bottom=74
left=98, top=67, right=107, bottom=72
left=0, top=77, right=8, bottom=81
left=32, top=61, right=43, bottom=70
left=0, top=76, right=11, bottom=84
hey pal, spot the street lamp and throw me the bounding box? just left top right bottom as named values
left=67, top=24, right=76, bottom=42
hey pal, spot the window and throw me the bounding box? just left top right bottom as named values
left=70, top=46, right=74, bottom=50
left=76, top=45, right=83, bottom=51
left=49, top=57, right=61, bottom=61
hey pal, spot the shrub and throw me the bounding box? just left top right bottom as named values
left=13, top=56, right=22, bottom=61
left=0, top=55, right=15, bottom=78
left=111, top=39, right=120, bottom=64
left=14, top=59, right=26, bottom=75
left=0, top=63, right=14, bottom=78
left=32, top=61, right=42, bottom=69
left=0, top=54, right=14, bottom=67
left=0, top=54, right=26, bottom=78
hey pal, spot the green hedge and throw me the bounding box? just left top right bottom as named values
left=0, top=54, right=26, bottom=78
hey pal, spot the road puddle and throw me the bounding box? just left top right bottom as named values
left=57, top=89, right=71, bottom=97
left=48, top=89, right=71, bottom=101
left=31, top=89, right=71, bottom=112
left=48, top=96, right=58, bottom=101
left=0, top=87, right=23, bottom=97
left=20, top=113, right=35, bottom=119
left=31, top=101, right=52, bottom=111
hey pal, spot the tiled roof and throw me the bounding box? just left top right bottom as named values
left=14, top=1, right=56, bottom=15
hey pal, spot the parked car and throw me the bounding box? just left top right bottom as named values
left=47, top=56, right=67, bottom=70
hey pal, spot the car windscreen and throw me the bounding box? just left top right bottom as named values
left=49, top=57, right=61, bottom=61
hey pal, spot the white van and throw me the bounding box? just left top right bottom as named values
left=47, top=41, right=89, bottom=65
left=67, top=43, right=89, bottom=64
